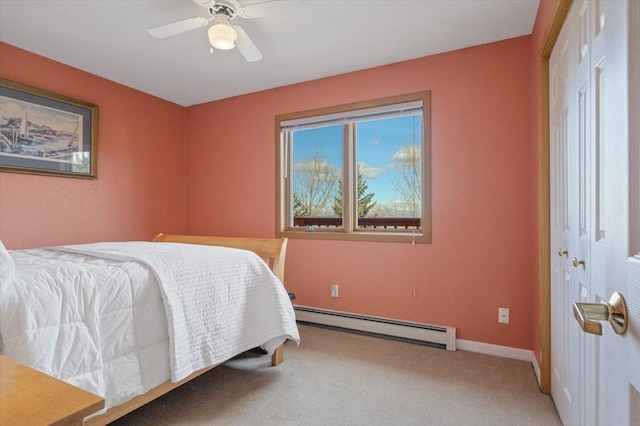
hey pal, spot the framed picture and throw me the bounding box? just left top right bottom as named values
left=0, top=78, right=98, bottom=178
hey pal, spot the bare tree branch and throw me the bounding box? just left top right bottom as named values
left=389, top=145, right=421, bottom=217
left=293, top=153, right=340, bottom=217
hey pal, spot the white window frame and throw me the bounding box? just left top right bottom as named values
left=276, top=91, right=431, bottom=243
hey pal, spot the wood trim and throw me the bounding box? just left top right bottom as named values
left=86, top=234, right=290, bottom=425
left=275, top=91, right=429, bottom=123
left=541, top=1, right=574, bottom=58
left=538, top=0, right=573, bottom=395
left=275, top=91, right=432, bottom=244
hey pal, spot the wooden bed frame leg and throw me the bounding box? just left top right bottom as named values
left=271, top=344, right=284, bottom=366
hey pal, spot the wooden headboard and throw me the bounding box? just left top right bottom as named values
left=152, top=233, right=288, bottom=284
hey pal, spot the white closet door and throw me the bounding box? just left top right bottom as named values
left=550, top=1, right=637, bottom=424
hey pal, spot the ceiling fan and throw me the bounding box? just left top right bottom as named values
left=147, top=0, right=283, bottom=62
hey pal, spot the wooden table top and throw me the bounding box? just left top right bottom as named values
left=0, top=355, right=105, bottom=425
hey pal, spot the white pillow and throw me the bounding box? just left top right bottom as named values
left=0, top=240, right=15, bottom=284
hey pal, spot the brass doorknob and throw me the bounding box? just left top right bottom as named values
left=573, top=292, right=628, bottom=335
left=572, top=257, right=585, bottom=268
left=558, top=248, right=568, bottom=257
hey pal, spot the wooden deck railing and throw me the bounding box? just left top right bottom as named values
left=294, top=217, right=420, bottom=229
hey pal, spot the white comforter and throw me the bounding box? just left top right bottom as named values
left=0, top=241, right=299, bottom=411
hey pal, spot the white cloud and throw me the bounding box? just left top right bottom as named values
left=293, top=156, right=335, bottom=171
left=357, top=161, right=385, bottom=179
left=391, top=145, right=420, bottom=161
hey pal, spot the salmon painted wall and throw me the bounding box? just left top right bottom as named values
left=186, top=36, right=535, bottom=349
left=0, top=43, right=188, bottom=249
left=530, top=0, right=560, bottom=368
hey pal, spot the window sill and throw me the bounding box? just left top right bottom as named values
left=276, top=229, right=431, bottom=244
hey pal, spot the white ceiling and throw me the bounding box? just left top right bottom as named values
left=0, top=0, right=540, bottom=107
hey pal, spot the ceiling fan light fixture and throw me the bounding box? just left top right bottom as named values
left=208, top=22, right=237, bottom=50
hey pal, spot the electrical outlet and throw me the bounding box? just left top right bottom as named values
left=498, top=307, right=509, bottom=324
left=331, top=283, right=339, bottom=298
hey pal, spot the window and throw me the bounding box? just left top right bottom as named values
left=276, top=91, right=431, bottom=243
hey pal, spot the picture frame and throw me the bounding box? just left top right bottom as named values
left=0, top=78, right=98, bottom=179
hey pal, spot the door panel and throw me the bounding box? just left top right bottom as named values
left=603, top=1, right=638, bottom=424
left=550, top=13, right=575, bottom=421
left=550, top=1, right=636, bottom=424
left=587, top=1, right=607, bottom=422
left=627, top=1, right=640, bottom=407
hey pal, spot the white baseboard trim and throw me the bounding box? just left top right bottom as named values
left=456, top=339, right=542, bottom=387
left=457, top=339, right=535, bottom=364
left=293, top=305, right=539, bottom=380
left=532, top=352, right=542, bottom=387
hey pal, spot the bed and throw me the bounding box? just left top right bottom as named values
left=0, top=233, right=300, bottom=425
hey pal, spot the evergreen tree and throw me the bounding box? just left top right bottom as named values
left=293, top=194, right=310, bottom=218
left=332, top=164, right=377, bottom=217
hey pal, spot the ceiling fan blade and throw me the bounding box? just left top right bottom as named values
left=234, top=25, right=263, bottom=62
left=237, top=0, right=305, bottom=19
left=148, top=17, right=210, bottom=39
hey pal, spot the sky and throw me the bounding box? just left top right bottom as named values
left=291, top=114, right=421, bottom=213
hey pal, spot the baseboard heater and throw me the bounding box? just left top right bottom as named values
left=294, top=305, right=456, bottom=351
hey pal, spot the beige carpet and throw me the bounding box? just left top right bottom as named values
left=110, top=325, right=561, bottom=425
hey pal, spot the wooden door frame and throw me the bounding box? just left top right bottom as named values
left=539, top=0, right=572, bottom=394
